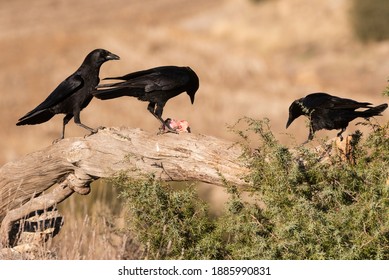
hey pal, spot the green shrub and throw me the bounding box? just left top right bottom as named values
left=384, top=84, right=389, bottom=98
left=234, top=118, right=388, bottom=259
left=112, top=118, right=389, bottom=259
left=112, top=174, right=225, bottom=259
left=350, top=0, right=389, bottom=42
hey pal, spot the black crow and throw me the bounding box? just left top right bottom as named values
left=93, top=66, right=199, bottom=133
left=16, top=49, right=120, bottom=140
left=286, top=92, right=388, bottom=141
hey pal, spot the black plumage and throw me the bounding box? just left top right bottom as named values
left=286, top=92, right=388, bottom=141
left=16, top=49, right=120, bottom=140
left=93, top=66, right=199, bottom=132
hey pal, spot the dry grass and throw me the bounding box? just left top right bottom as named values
left=44, top=180, right=143, bottom=259
left=1, top=0, right=388, bottom=259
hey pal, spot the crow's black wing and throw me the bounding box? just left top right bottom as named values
left=100, top=66, right=190, bottom=92
left=303, top=92, right=372, bottom=110
left=18, top=74, right=84, bottom=121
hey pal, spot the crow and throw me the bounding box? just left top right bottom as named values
left=286, top=92, right=388, bottom=142
left=92, top=66, right=199, bottom=133
left=16, top=49, right=120, bottom=140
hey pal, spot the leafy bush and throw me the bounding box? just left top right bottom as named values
left=350, top=0, right=389, bottom=42
left=112, top=118, right=389, bottom=259
left=232, top=118, right=388, bottom=259
left=112, top=174, right=225, bottom=259
left=384, top=84, right=389, bottom=98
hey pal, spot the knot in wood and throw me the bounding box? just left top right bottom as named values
left=66, top=169, right=92, bottom=195
left=66, top=140, right=89, bottom=164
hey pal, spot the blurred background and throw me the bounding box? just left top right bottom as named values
left=1, top=0, right=389, bottom=259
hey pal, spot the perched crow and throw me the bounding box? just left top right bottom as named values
left=93, top=66, right=199, bottom=132
left=286, top=92, right=388, bottom=141
left=17, top=49, right=120, bottom=140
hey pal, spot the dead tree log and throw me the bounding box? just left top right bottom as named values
left=0, top=127, right=248, bottom=249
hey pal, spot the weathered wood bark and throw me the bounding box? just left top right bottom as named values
left=0, top=127, right=248, bottom=249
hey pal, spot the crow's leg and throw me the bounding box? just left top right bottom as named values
left=159, top=118, right=179, bottom=134
left=147, top=102, right=177, bottom=134
left=147, top=102, right=161, bottom=122
left=301, top=127, right=315, bottom=145
left=73, top=110, right=97, bottom=136
left=307, top=127, right=315, bottom=142
left=337, top=128, right=345, bottom=141
left=52, top=113, right=73, bottom=143
left=147, top=102, right=165, bottom=126
left=158, top=118, right=180, bottom=135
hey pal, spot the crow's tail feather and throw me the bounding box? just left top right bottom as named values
left=92, top=88, right=134, bottom=100
left=361, top=103, right=388, bottom=118
left=16, top=110, right=55, bottom=126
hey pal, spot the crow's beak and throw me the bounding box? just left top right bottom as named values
left=286, top=116, right=293, bottom=129
left=106, top=53, right=120, bottom=61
